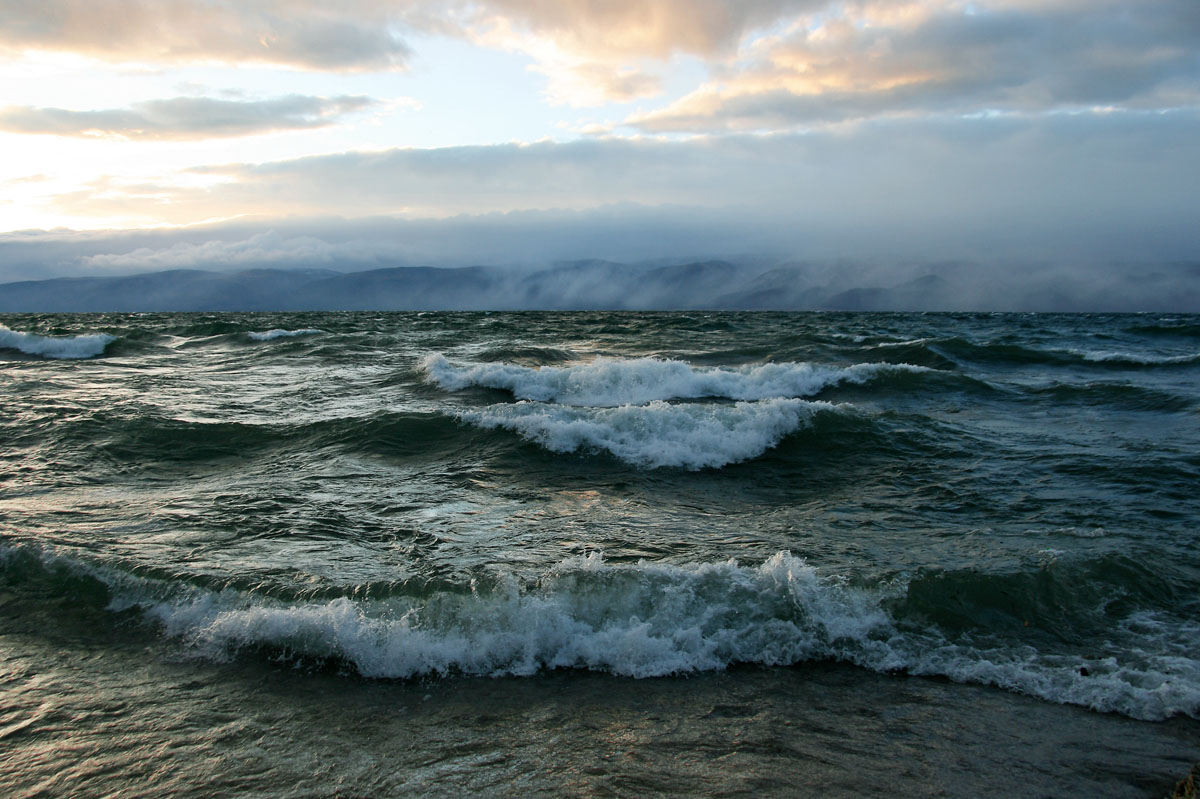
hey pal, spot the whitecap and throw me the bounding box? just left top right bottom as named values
left=457, top=398, right=839, bottom=469
left=0, top=324, right=115, bottom=359
left=7, top=542, right=1196, bottom=721
left=143, top=551, right=1200, bottom=720
left=1068, top=348, right=1200, bottom=365
left=422, top=354, right=927, bottom=407
left=247, top=328, right=324, bottom=341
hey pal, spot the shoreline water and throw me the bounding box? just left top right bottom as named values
left=2, top=625, right=1196, bottom=798
left=2, top=310, right=1197, bottom=795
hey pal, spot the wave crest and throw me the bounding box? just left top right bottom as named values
left=5, top=543, right=1194, bottom=721
left=457, top=398, right=839, bottom=469
left=0, top=324, right=115, bottom=359
left=423, top=354, right=927, bottom=407
left=247, top=328, right=323, bottom=341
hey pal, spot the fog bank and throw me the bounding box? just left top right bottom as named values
left=1, top=257, right=1195, bottom=313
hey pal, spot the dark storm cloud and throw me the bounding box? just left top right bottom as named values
left=0, top=95, right=376, bottom=140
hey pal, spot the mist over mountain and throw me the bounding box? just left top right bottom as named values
left=2, top=258, right=1196, bottom=313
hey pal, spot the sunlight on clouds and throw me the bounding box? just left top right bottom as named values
left=447, top=1, right=823, bottom=107
left=0, top=0, right=420, bottom=71
left=465, top=16, right=662, bottom=107
left=0, top=0, right=1196, bottom=233
left=4, top=168, right=246, bottom=231
left=623, top=0, right=1200, bottom=132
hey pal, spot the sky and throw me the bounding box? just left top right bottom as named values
left=0, top=0, right=1198, bottom=284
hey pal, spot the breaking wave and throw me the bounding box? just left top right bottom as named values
left=4, top=543, right=1196, bottom=721
left=456, top=398, right=843, bottom=469
left=423, top=354, right=929, bottom=407
left=247, top=328, right=324, bottom=341
left=0, top=324, right=115, bottom=359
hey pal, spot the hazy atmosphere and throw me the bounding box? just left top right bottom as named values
left=1, top=0, right=1198, bottom=309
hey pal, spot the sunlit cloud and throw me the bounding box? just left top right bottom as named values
left=0, top=0, right=424, bottom=71
left=0, top=0, right=1196, bottom=257
left=0, top=1, right=820, bottom=106
left=0, top=0, right=808, bottom=75
left=627, top=0, right=1200, bottom=132
left=476, top=0, right=820, bottom=59
left=456, top=0, right=835, bottom=106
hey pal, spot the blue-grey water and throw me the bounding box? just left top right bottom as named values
left=2, top=311, right=1198, bottom=797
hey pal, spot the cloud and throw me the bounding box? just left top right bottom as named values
left=0, top=95, right=376, bottom=140
left=457, top=0, right=823, bottom=106
left=0, top=209, right=784, bottom=283
left=29, top=110, right=1200, bottom=264
left=0, top=0, right=419, bottom=70
left=2, top=213, right=1198, bottom=312
left=0, top=0, right=807, bottom=71
left=627, top=0, right=1200, bottom=132
left=475, top=0, right=819, bottom=59
left=0, top=1, right=816, bottom=103
left=76, top=230, right=386, bottom=271
left=530, top=59, right=664, bottom=107
left=4, top=173, right=51, bottom=185
left=6, top=1, right=1195, bottom=119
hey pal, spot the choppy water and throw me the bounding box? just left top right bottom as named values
left=2, top=311, right=1198, bottom=797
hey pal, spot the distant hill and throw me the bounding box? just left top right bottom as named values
left=1, top=259, right=1197, bottom=312
left=0, top=268, right=340, bottom=312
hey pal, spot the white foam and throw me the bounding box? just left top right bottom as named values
left=458, top=398, right=838, bottom=469
left=247, top=328, right=324, bottom=341
left=142, top=552, right=896, bottom=679
left=870, top=337, right=932, bottom=349
left=0, top=324, right=115, bottom=359
left=6, top=542, right=1196, bottom=721
left=1068, top=348, right=1200, bottom=365
left=423, top=354, right=927, bottom=407
left=130, top=551, right=1200, bottom=720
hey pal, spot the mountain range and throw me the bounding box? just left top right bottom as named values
left=1, top=259, right=1196, bottom=312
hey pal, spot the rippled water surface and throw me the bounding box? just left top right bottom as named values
left=2, top=311, right=1198, bottom=796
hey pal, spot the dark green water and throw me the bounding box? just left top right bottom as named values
left=2, top=311, right=1198, bottom=796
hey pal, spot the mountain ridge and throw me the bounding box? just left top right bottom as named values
left=1, top=259, right=1197, bottom=312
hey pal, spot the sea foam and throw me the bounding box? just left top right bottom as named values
left=458, top=398, right=839, bottom=469
left=423, top=354, right=927, bottom=407
left=1069, top=348, right=1200, bottom=366
left=5, top=542, right=1196, bottom=721
left=92, top=548, right=1200, bottom=721
left=0, top=324, right=115, bottom=359
left=248, top=328, right=324, bottom=341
